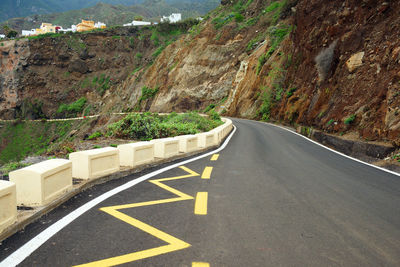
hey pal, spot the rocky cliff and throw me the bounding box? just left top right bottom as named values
left=1, top=0, right=399, bottom=146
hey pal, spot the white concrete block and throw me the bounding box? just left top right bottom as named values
left=150, top=138, right=179, bottom=158
left=0, top=181, right=17, bottom=233
left=196, top=132, right=216, bottom=148
left=69, top=147, right=119, bottom=179
left=118, top=142, right=154, bottom=168
left=211, top=127, right=223, bottom=144
left=174, top=135, right=198, bottom=153
left=9, top=159, right=72, bottom=207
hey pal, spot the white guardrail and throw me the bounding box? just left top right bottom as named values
left=0, top=117, right=233, bottom=235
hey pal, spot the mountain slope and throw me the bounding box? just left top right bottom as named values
left=0, top=0, right=142, bottom=22
left=0, top=0, right=399, bottom=147
left=0, top=0, right=219, bottom=33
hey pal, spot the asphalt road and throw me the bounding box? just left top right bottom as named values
left=1, top=118, right=400, bottom=266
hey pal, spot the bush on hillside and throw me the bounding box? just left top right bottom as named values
left=107, top=112, right=223, bottom=141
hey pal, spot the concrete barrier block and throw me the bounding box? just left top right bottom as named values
left=175, top=135, right=198, bottom=153
left=151, top=138, right=179, bottom=158
left=69, top=147, right=119, bottom=179
left=9, top=159, right=72, bottom=207
left=118, top=142, right=154, bottom=168
left=211, top=127, right=224, bottom=144
left=0, top=181, right=17, bottom=233
left=196, top=132, right=216, bottom=148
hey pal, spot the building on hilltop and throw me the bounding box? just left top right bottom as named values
left=95, top=22, right=106, bottom=29
left=21, top=29, right=37, bottom=36
left=160, top=13, right=182, bottom=23
left=77, top=20, right=95, bottom=32
left=123, top=20, right=152, bottom=26
left=22, top=23, right=60, bottom=36
left=59, top=25, right=77, bottom=33
left=77, top=20, right=106, bottom=32
left=36, top=23, right=57, bottom=35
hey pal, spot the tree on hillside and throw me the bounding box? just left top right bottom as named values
left=3, top=25, right=18, bottom=38
left=7, top=30, right=18, bottom=38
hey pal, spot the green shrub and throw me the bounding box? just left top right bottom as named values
left=92, top=74, right=111, bottom=95
left=326, top=119, right=334, bottom=126
left=87, top=131, right=102, bottom=140
left=286, top=87, right=297, bottom=97
left=256, top=53, right=269, bottom=75
left=208, top=110, right=221, bottom=121
left=0, top=162, right=30, bottom=177
left=344, top=114, right=356, bottom=125
left=108, top=112, right=223, bottom=141
left=265, top=1, right=281, bottom=12
left=258, top=89, right=272, bottom=121
left=256, top=25, right=292, bottom=75
left=57, top=97, right=87, bottom=116
left=234, top=13, right=245, bottom=23
left=135, top=53, right=143, bottom=60
left=204, top=103, right=216, bottom=113
left=140, top=86, right=159, bottom=102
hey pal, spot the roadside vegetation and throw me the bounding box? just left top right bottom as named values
left=107, top=112, right=223, bottom=141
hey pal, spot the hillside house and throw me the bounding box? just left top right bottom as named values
left=77, top=20, right=95, bottom=32
left=36, top=23, right=56, bottom=35
left=161, top=13, right=181, bottom=23
left=0, top=34, right=5, bottom=38
left=77, top=20, right=106, bottom=32
left=123, top=20, right=152, bottom=26
left=21, top=29, right=37, bottom=36
left=59, top=25, right=77, bottom=33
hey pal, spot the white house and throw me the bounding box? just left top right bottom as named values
left=94, top=22, right=106, bottom=29
left=59, top=25, right=77, bottom=33
left=161, top=13, right=182, bottom=23
left=21, top=29, right=37, bottom=36
left=0, top=34, right=5, bottom=38
left=123, top=20, right=152, bottom=27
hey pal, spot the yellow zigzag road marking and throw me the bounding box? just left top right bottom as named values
left=74, top=166, right=200, bottom=267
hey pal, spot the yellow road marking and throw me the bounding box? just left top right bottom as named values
left=194, top=192, right=208, bottom=215
left=192, top=262, right=210, bottom=267
left=201, top=167, right=213, bottom=179
left=210, top=154, right=219, bottom=161
left=74, top=166, right=200, bottom=267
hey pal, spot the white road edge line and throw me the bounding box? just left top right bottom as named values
left=0, top=126, right=237, bottom=267
left=260, top=121, right=400, bottom=177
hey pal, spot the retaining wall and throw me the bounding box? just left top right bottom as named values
left=0, top=117, right=233, bottom=238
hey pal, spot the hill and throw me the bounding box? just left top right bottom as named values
left=0, top=0, right=218, bottom=33
left=1, top=0, right=399, bottom=155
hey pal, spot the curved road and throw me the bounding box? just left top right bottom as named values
left=1, top=118, right=399, bottom=266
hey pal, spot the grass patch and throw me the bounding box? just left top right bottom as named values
left=344, top=114, right=356, bottom=125
left=87, top=131, right=103, bottom=140
left=92, top=74, right=111, bottom=95
left=0, top=120, right=75, bottom=164
left=256, top=24, right=292, bottom=75
left=326, top=119, right=334, bottom=127
left=57, top=97, right=87, bottom=117
left=286, top=87, right=297, bottom=97
left=258, top=88, right=272, bottom=121
left=0, top=162, right=30, bottom=177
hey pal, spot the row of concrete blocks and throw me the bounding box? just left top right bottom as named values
left=0, top=118, right=233, bottom=234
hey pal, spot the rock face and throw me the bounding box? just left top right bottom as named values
left=346, top=52, right=364, bottom=73
left=0, top=26, right=155, bottom=119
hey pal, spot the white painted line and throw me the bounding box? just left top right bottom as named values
left=260, top=121, right=400, bottom=177
left=0, top=126, right=236, bottom=267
